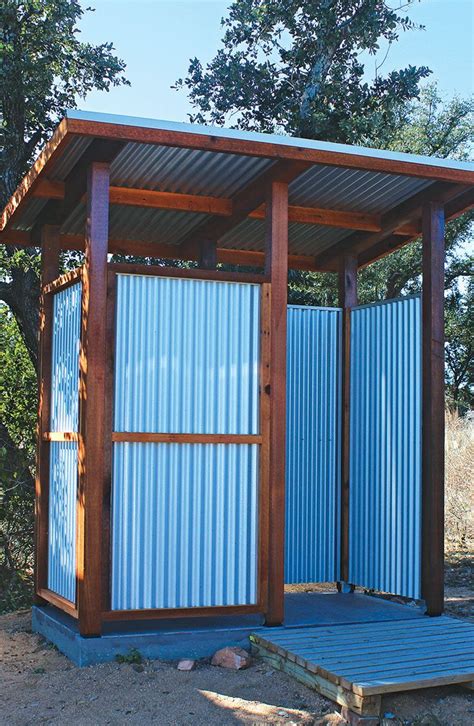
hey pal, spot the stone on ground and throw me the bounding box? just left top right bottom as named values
left=211, top=646, right=251, bottom=670
left=177, top=659, right=196, bottom=671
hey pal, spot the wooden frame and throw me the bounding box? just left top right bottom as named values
left=338, top=254, right=358, bottom=585
left=421, top=201, right=445, bottom=616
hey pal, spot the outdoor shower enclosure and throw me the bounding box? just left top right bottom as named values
left=1, top=110, right=471, bottom=638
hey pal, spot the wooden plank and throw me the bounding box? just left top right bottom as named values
left=421, top=201, right=445, bottom=617
left=353, top=671, right=474, bottom=697
left=107, top=262, right=268, bottom=284
left=250, top=640, right=381, bottom=716
left=42, top=267, right=84, bottom=295
left=265, top=180, right=288, bottom=626
left=35, top=225, right=62, bottom=601
left=77, top=162, right=110, bottom=637
left=258, top=284, right=271, bottom=610
left=111, top=432, right=263, bottom=444
left=102, top=603, right=262, bottom=621
left=37, top=587, right=78, bottom=619
left=337, top=653, right=474, bottom=682
left=43, top=432, right=80, bottom=442
left=338, top=254, right=357, bottom=583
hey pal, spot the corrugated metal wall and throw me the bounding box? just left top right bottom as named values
left=114, top=274, right=260, bottom=434
left=47, top=283, right=81, bottom=602
left=111, top=443, right=259, bottom=610
left=47, top=440, right=78, bottom=602
left=50, top=283, right=81, bottom=431
left=111, top=274, right=261, bottom=610
left=348, top=295, right=421, bottom=599
left=285, top=306, right=342, bottom=584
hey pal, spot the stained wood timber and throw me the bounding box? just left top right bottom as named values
left=178, top=160, right=310, bottom=253
left=102, top=271, right=116, bottom=613
left=316, top=182, right=467, bottom=268
left=111, top=433, right=262, bottom=444
left=43, top=432, right=80, bottom=442
left=338, top=254, right=357, bottom=584
left=102, top=604, right=261, bottom=621
left=199, top=238, right=217, bottom=269
left=66, top=115, right=474, bottom=183
left=108, top=262, right=268, bottom=284
left=42, top=267, right=84, bottom=295
left=35, top=225, right=61, bottom=602
left=258, top=284, right=272, bottom=612
left=30, top=180, right=418, bottom=235
left=37, top=588, right=79, bottom=619
left=77, top=162, right=110, bottom=637
left=421, top=201, right=445, bottom=617
left=265, top=180, right=288, bottom=626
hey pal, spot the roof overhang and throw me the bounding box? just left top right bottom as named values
left=1, top=110, right=473, bottom=271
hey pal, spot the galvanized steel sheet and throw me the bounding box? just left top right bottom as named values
left=285, top=306, right=342, bottom=584
left=349, top=295, right=422, bottom=599
left=111, top=442, right=259, bottom=610
left=50, top=283, right=81, bottom=432
left=47, top=441, right=78, bottom=603
left=114, top=274, right=260, bottom=434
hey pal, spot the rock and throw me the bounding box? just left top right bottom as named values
left=177, top=659, right=196, bottom=671
left=211, top=646, right=251, bottom=670
left=132, top=664, right=144, bottom=673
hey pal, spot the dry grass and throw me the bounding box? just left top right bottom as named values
left=445, top=411, right=474, bottom=553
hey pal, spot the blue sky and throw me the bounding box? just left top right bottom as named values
left=79, top=0, right=473, bottom=122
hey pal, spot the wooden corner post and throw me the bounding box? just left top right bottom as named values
left=421, top=201, right=445, bottom=617
left=338, top=254, right=357, bottom=586
left=77, top=162, right=110, bottom=636
left=35, top=225, right=61, bottom=600
left=264, top=180, right=288, bottom=626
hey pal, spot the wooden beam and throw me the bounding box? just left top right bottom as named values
left=315, top=182, right=466, bottom=268
left=35, top=225, right=61, bottom=602
left=199, top=238, right=217, bottom=269
left=30, top=180, right=418, bottom=235
left=77, top=162, right=110, bottom=636
left=421, top=201, right=445, bottom=617
left=338, top=254, right=358, bottom=585
left=265, top=180, right=288, bottom=626
left=178, top=160, right=310, bottom=253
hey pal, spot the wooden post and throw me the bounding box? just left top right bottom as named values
left=421, top=201, right=445, bottom=616
left=35, top=226, right=61, bottom=600
left=338, top=254, right=357, bottom=586
left=264, top=180, right=288, bottom=626
left=199, top=238, right=217, bottom=269
left=77, top=162, right=110, bottom=635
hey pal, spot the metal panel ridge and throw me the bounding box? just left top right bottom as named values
left=285, top=305, right=342, bottom=584
left=349, top=295, right=422, bottom=599
left=114, top=274, right=261, bottom=434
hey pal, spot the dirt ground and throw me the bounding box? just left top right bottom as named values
left=1, top=558, right=473, bottom=726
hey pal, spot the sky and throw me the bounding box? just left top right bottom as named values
left=79, top=0, right=473, bottom=123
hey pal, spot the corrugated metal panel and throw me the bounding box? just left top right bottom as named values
left=285, top=306, right=342, bottom=584
left=114, top=275, right=260, bottom=434
left=111, top=443, right=259, bottom=610
left=47, top=441, right=78, bottom=602
left=50, top=283, right=81, bottom=432
left=349, top=295, right=421, bottom=599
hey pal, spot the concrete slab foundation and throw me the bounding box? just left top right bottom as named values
left=32, top=592, right=424, bottom=667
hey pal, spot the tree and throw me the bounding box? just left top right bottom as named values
left=0, top=0, right=129, bottom=609
left=175, top=0, right=430, bottom=143
left=177, top=3, right=473, bottom=407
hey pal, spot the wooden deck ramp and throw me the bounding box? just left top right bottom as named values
left=251, top=616, right=474, bottom=720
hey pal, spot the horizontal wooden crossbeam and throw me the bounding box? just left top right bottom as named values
left=30, top=178, right=418, bottom=235
left=111, top=433, right=263, bottom=444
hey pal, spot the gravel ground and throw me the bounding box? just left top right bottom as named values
left=1, top=557, right=472, bottom=726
